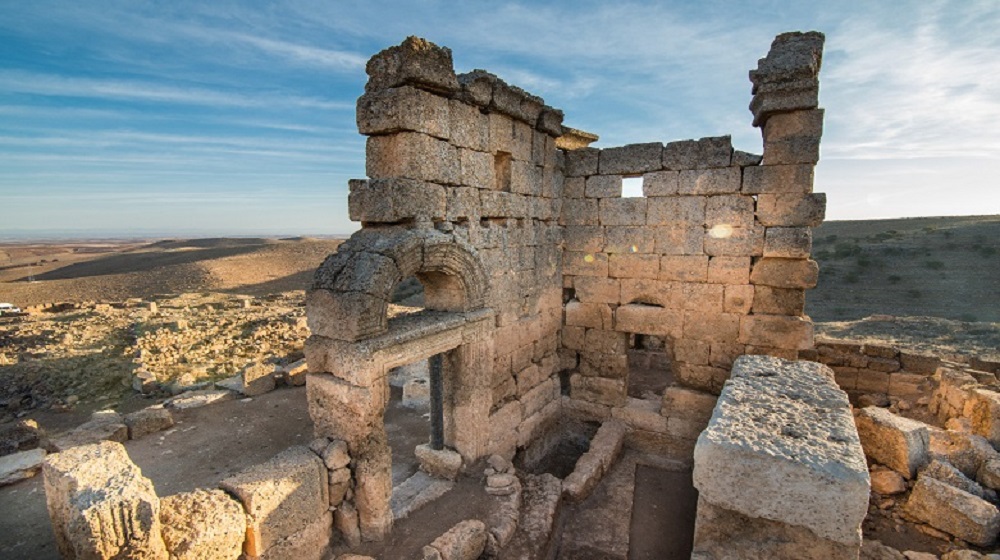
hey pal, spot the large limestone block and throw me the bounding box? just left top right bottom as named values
left=364, top=36, right=459, bottom=94
left=125, top=406, right=175, bottom=440
left=967, top=388, right=1000, bottom=448
left=692, top=496, right=861, bottom=560
left=738, top=314, right=813, bottom=350
left=219, top=446, right=328, bottom=557
left=49, top=410, right=129, bottom=452
left=160, top=489, right=246, bottom=560
left=366, top=132, right=459, bottom=185
left=259, top=510, right=333, bottom=560
left=854, top=407, right=930, bottom=479
left=240, top=361, right=277, bottom=397
left=307, top=372, right=385, bottom=445
left=423, top=519, right=488, bottom=560
left=692, top=355, right=869, bottom=547
left=43, top=441, right=167, bottom=559
left=750, top=257, right=819, bottom=288
left=349, top=177, right=447, bottom=223
left=356, top=85, right=450, bottom=138
left=0, top=447, right=45, bottom=486
left=903, top=476, right=1000, bottom=547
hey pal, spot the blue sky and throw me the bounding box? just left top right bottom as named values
left=1, top=0, right=998, bottom=237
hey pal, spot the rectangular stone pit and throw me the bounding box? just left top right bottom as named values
left=692, top=355, right=869, bottom=559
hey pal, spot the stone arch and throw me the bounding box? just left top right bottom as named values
left=307, top=229, right=489, bottom=342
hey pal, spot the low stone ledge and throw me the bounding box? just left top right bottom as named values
left=422, top=519, right=487, bottom=560
left=561, top=419, right=626, bottom=502
left=854, top=407, right=930, bottom=479
left=903, top=475, right=1000, bottom=547
left=692, top=355, right=869, bottom=554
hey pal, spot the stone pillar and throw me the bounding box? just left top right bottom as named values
left=691, top=355, right=869, bottom=559
left=443, top=332, right=494, bottom=462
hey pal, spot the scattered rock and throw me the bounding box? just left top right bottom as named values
left=0, top=448, right=45, bottom=486
left=860, top=393, right=891, bottom=408
left=856, top=406, right=930, bottom=479
left=160, top=489, right=246, bottom=560
left=125, top=406, right=175, bottom=440
left=423, top=519, right=487, bottom=560
left=0, top=418, right=42, bottom=456
left=166, top=389, right=237, bottom=410
left=904, top=476, right=1000, bottom=547
left=871, top=468, right=908, bottom=495
left=860, top=540, right=905, bottom=560
left=48, top=410, right=128, bottom=452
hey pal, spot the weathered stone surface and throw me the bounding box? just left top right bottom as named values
left=48, top=410, right=129, bottom=452
left=599, top=142, right=663, bottom=175
left=750, top=257, right=819, bottom=288
left=693, top=355, right=869, bottom=546
left=562, top=419, right=626, bottom=502
left=570, top=374, right=625, bottom=407
left=415, top=444, right=463, bottom=480
left=335, top=501, right=362, bottom=549
left=219, top=446, right=328, bottom=557
left=259, top=510, right=332, bottom=560
left=349, top=178, right=447, bottom=223
left=357, top=85, right=450, bottom=138
left=923, top=458, right=993, bottom=501
left=423, top=519, right=487, bottom=560
left=125, top=406, right=175, bottom=440
left=967, top=389, right=1000, bottom=448
left=870, top=468, right=907, bottom=495
left=321, top=439, right=351, bottom=470
left=0, top=418, right=42, bottom=457
left=854, top=407, right=930, bottom=479
left=307, top=372, right=384, bottom=445
left=165, top=389, right=237, bottom=410
left=365, top=36, right=459, bottom=94
left=692, top=496, right=860, bottom=560
left=749, top=31, right=825, bottom=126
left=764, top=227, right=813, bottom=258
left=43, top=441, right=167, bottom=559
left=366, top=132, right=459, bottom=185
left=903, top=476, right=1000, bottom=547
left=0, top=448, right=45, bottom=486
left=738, top=314, right=813, bottom=350
left=160, top=489, right=246, bottom=560
left=757, top=193, right=826, bottom=227
left=743, top=163, right=814, bottom=194
left=678, top=167, right=741, bottom=195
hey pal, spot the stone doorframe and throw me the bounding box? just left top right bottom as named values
left=305, top=309, right=495, bottom=540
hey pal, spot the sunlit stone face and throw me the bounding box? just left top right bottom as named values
left=709, top=223, right=734, bottom=239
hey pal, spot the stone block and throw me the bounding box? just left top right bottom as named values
left=696, top=136, right=733, bottom=168
left=854, top=407, right=929, bottom=479
left=458, top=149, right=494, bottom=190
left=683, top=312, right=740, bottom=343
left=604, top=226, right=655, bottom=254
left=723, top=284, right=754, bottom=314
left=350, top=434, right=393, bottom=541
left=763, top=109, right=824, bottom=165
left=968, top=389, right=1000, bottom=448
left=240, top=361, right=276, bottom=397
left=742, top=163, right=814, bottom=194
left=706, top=256, right=751, bottom=284
left=259, top=510, right=333, bottom=560
left=653, top=226, right=704, bottom=255
left=678, top=167, right=740, bottom=195
left=662, top=386, right=717, bottom=425
left=160, top=489, right=246, bottom=560
left=125, top=406, right=175, bottom=440
left=423, top=519, right=487, bottom=560
left=564, top=301, right=612, bottom=329
left=662, top=139, right=699, bottom=170
left=560, top=198, right=599, bottom=226
left=692, top=355, right=869, bottom=547
left=752, top=285, right=806, bottom=315
left=705, top=194, right=755, bottom=228
left=647, top=196, right=706, bottom=226
left=357, top=85, right=450, bottom=139
left=692, top=497, right=859, bottom=560
left=570, top=374, right=625, bottom=407
left=643, top=170, right=679, bottom=196
left=448, top=99, right=489, bottom=151
left=738, top=314, right=814, bottom=350
left=563, top=251, right=608, bottom=277
left=307, top=289, right=387, bottom=342
left=704, top=224, right=765, bottom=257
left=600, top=197, right=647, bottom=226
left=0, top=448, right=45, bottom=486
left=674, top=339, right=710, bottom=364
left=682, top=283, right=725, bottom=313
left=732, top=150, right=763, bottom=167
left=219, top=446, right=327, bottom=557
left=48, top=411, right=129, bottom=452
left=335, top=502, right=362, bottom=549
left=0, top=419, right=42, bottom=457
left=562, top=419, right=627, bottom=501
left=564, top=225, right=604, bottom=252
left=764, top=226, right=813, bottom=258
left=619, top=277, right=681, bottom=308
left=856, top=370, right=891, bottom=394
left=673, top=363, right=729, bottom=394
left=900, top=352, right=941, bottom=375
left=415, top=444, right=463, bottom=480
left=574, top=276, right=620, bottom=304
left=609, top=253, right=659, bottom=279
left=659, top=255, right=709, bottom=282
left=585, top=175, right=620, bottom=198
left=43, top=441, right=167, bottom=559
left=564, top=147, right=599, bottom=177
left=307, top=373, right=383, bottom=446
left=365, top=36, right=459, bottom=94
left=366, top=132, right=459, bottom=185
left=750, top=257, right=819, bottom=288
left=599, top=142, right=664, bottom=174
left=757, top=192, right=826, bottom=227
left=615, top=303, right=682, bottom=338
left=904, top=476, right=1000, bottom=547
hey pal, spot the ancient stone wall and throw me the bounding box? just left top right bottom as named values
left=560, top=32, right=827, bottom=437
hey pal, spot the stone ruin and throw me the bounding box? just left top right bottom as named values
left=31, top=30, right=1000, bottom=560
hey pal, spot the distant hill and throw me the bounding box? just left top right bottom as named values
left=808, top=215, right=1000, bottom=323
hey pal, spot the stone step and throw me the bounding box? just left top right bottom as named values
left=500, top=473, right=562, bottom=560
left=391, top=471, right=454, bottom=521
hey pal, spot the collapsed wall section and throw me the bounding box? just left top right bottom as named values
left=559, top=33, right=827, bottom=441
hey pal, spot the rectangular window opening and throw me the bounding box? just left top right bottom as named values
left=621, top=175, right=645, bottom=198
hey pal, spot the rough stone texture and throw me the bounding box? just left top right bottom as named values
left=692, top=497, right=860, bottom=560
left=870, top=468, right=907, bottom=495
left=415, top=444, right=463, bottom=480
left=562, top=419, right=627, bottom=501
left=0, top=447, right=45, bottom=486
left=365, top=36, right=459, bottom=94
left=42, top=441, right=168, bottom=559
left=219, top=446, right=328, bottom=557
left=693, top=355, right=869, bottom=548
left=48, top=410, right=129, bottom=452
left=903, top=476, right=1000, bottom=547
left=125, top=406, right=175, bottom=440
left=854, top=407, right=930, bottom=479
left=0, top=418, right=43, bottom=457
left=423, top=519, right=487, bottom=560
left=259, top=510, right=333, bottom=560
left=160, top=489, right=246, bottom=560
